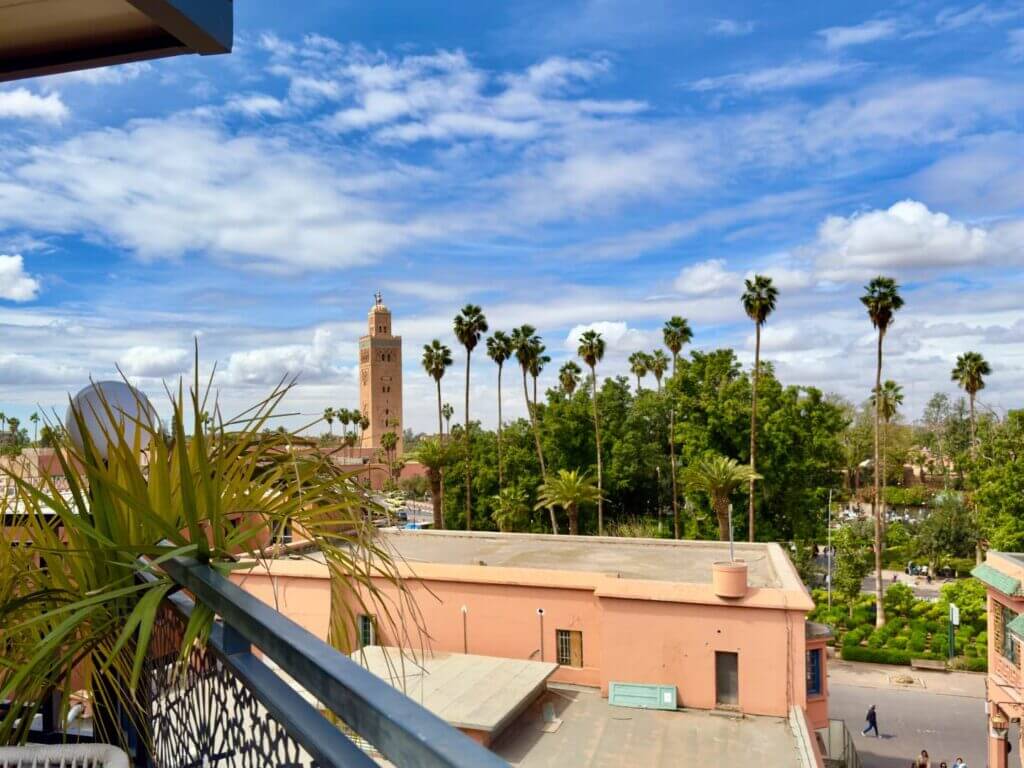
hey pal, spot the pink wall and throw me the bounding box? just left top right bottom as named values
left=233, top=565, right=817, bottom=720
left=805, top=638, right=829, bottom=730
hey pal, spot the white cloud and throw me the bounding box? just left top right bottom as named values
left=936, top=3, right=1021, bottom=30
left=691, top=60, right=857, bottom=93
left=674, top=259, right=737, bottom=295
left=0, top=88, right=68, bottom=122
left=225, top=94, right=288, bottom=117
left=744, top=266, right=812, bottom=292
left=1010, top=28, right=1024, bottom=61
left=0, top=255, right=41, bottom=302
left=0, top=118, right=439, bottom=271
left=709, top=19, right=755, bottom=37
left=812, top=200, right=1003, bottom=281
left=119, top=346, right=190, bottom=377
left=563, top=321, right=651, bottom=354
left=222, top=328, right=345, bottom=386
left=818, top=19, right=899, bottom=49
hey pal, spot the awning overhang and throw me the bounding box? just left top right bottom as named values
left=0, top=0, right=232, bottom=83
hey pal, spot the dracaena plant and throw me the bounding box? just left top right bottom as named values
left=0, top=362, right=415, bottom=746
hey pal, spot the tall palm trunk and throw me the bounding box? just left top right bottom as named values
left=881, top=419, right=888, bottom=542
left=532, top=374, right=538, bottom=406
left=496, top=362, right=504, bottom=490
left=873, top=331, right=885, bottom=627
left=436, top=379, right=446, bottom=530
left=523, top=368, right=555, bottom=532
left=568, top=503, right=579, bottom=536
left=464, top=350, right=472, bottom=530
left=969, top=392, right=977, bottom=455
left=749, top=323, right=760, bottom=542
left=669, top=355, right=680, bottom=539
left=635, top=375, right=641, bottom=391
left=590, top=365, right=604, bottom=536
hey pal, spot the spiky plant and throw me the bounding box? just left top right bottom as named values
left=0, top=367, right=409, bottom=747
left=682, top=454, right=761, bottom=541
left=535, top=469, right=602, bottom=536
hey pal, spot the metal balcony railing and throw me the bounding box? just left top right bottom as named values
left=141, top=556, right=508, bottom=768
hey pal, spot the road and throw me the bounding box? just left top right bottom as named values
left=830, top=677, right=988, bottom=767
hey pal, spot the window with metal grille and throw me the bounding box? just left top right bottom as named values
left=358, top=614, right=376, bottom=648
left=556, top=629, right=583, bottom=667
left=1000, top=603, right=1019, bottom=664
left=806, top=649, right=822, bottom=696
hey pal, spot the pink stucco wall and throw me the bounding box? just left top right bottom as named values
left=231, top=556, right=820, bottom=722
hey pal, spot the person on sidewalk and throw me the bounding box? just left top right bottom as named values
left=915, top=749, right=930, bottom=767
left=952, top=757, right=967, bottom=767
left=862, top=705, right=879, bottom=737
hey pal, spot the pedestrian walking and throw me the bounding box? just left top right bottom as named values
left=862, top=704, right=879, bottom=737
left=915, top=749, right=930, bottom=767
left=953, top=757, right=967, bottom=767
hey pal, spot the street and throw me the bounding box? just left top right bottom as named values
left=829, top=662, right=990, bottom=768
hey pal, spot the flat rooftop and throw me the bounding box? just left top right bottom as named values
left=493, top=684, right=807, bottom=767
left=351, top=647, right=557, bottom=735
left=377, top=530, right=786, bottom=589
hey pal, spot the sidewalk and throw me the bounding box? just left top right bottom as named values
left=829, top=658, right=985, bottom=698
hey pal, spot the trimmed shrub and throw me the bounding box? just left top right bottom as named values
left=840, top=646, right=914, bottom=665
left=950, top=656, right=987, bottom=673
left=889, top=635, right=909, bottom=650
left=909, top=631, right=927, bottom=653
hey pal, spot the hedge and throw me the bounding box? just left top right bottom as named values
left=841, top=646, right=916, bottom=665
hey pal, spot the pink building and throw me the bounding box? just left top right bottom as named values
left=973, top=551, right=1024, bottom=767
left=233, top=530, right=829, bottom=764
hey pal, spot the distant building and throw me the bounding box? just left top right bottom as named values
left=972, top=552, right=1024, bottom=767
left=233, top=531, right=835, bottom=766
left=359, top=293, right=403, bottom=456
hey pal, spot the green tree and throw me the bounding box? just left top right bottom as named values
left=511, top=325, right=549, bottom=490
left=528, top=345, right=550, bottom=405
left=323, top=407, right=335, bottom=436
left=486, top=330, right=512, bottom=491
left=441, top=402, right=454, bottom=436
left=951, top=351, right=992, bottom=453
left=422, top=339, right=453, bottom=527
left=559, top=361, right=582, bottom=395
left=29, top=412, right=39, bottom=444
left=742, top=273, right=778, bottom=543
left=648, top=350, right=669, bottom=392
left=380, top=431, right=399, bottom=482
left=535, top=469, right=602, bottom=536
left=628, top=351, right=650, bottom=392
left=492, top=485, right=532, bottom=532
left=833, top=523, right=872, bottom=616
left=412, top=437, right=453, bottom=530
left=682, top=454, right=761, bottom=541
left=861, top=275, right=904, bottom=627
left=971, top=411, right=1024, bottom=550
left=917, top=493, right=976, bottom=571
left=663, top=316, right=693, bottom=538
left=577, top=329, right=607, bottom=536
left=454, top=304, right=488, bottom=530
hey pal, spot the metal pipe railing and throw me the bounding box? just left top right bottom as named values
left=158, top=556, right=508, bottom=768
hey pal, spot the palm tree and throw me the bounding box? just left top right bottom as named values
left=511, top=325, right=550, bottom=501
left=628, top=351, right=650, bottom=392
left=861, top=275, right=904, bottom=627
left=380, top=431, right=399, bottom=482
left=422, top=340, right=453, bottom=439
left=741, top=274, right=778, bottom=542
left=412, top=437, right=451, bottom=530
left=0, top=411, right=6, bottom=435
left=559, top=361, right=582, bottom=395
left=871, top=380, right=904, bottom=532
left=441, top=403, right=454, bottom=437
left=8, top=417, right=20, bottom=442
left=535, top=469, right=602, bottom=536
left=577, top=329, right=607, bottom=536
left=323, top=407, right=335, bottom=437
left=337, top=407, right=351, bottom=441
left=492, top=486, right=531, bottom=533
left=648, top=350, right=669, bottom=392
left=952, top=351, right=992, bottom=453
left=682, top=454, right=761, bottom=541
left=453, top=305, right=488, bottom=531
left=663, top=316, right=693, bottom=539
left=29, top=412, right=39, bottom=443
left=528, top=345, right=550, bottom=405
left=486, top=331, right=513, bottom=491
left=358, top=412, right=370, bottom=437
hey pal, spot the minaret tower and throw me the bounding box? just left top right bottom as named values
left=359, top=292, right=403, bottom=454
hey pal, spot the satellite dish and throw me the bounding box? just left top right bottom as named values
left=66, top=381, right=158, bottom=461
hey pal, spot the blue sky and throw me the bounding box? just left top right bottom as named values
left=1, top=0, right=1022, bottom=433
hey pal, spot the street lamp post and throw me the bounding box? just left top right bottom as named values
left=827, top=488, right=833, bottom=611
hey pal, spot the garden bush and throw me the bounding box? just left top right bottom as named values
left=950, top=656, right=987, bottom=673
left=909, top=631, right=927, bottom=653
left=889, top=635, right=909, bottom=650
left=840, top=646, right=915, bottom=665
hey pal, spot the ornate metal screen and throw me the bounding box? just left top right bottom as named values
left=144, top=605, right=320, bottom=768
